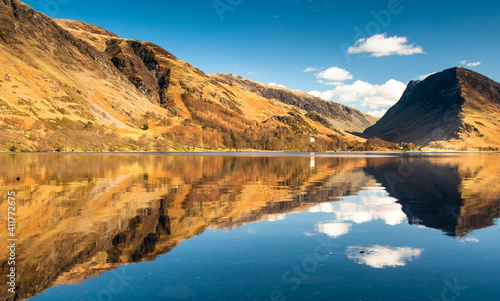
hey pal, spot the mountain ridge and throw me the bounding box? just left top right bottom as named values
left=0, top=0, right=379, bottom=152
left=210, top=73, right=378, bottom=133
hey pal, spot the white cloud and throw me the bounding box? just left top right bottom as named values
left=316, top=222, right=352, bottom=238
left=347, top=245, right=423, bottom=269
left=316, top=80, right=325, bottom=84
left=324, top=81, right=345, bottom=86
left=461, top=60, right=481, bottom=67
left=308, top=90, right=336, bottom=100
left=347, top=33, right=424, bottom=57
left=247, top=71, right=256, bottom=75
left=418, top=72, right=436, bottom=80
left=268, top=82, right=287, bottom=89
left=304, top=67, right=317, bottom=72
left=316, top=67, right=353, bottom=81
left=308, top=79, right=406, bottom=110
left=367, top=110, right=387, bottom=118
left=308, top=90, right=322, bottom=98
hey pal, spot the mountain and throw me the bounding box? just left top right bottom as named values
left=210, top=73, right=378, bottom=133
left=363, top=67, right=500, bottom=149
left=0, top=0, right=375, bottom=152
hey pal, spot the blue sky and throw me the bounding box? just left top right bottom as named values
left=25, top=0, right=500, bottom=117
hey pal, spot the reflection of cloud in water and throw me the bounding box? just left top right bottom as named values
left=267, top=214, right=286, bottom=222
left=309, top=194, right=406, bottom=226
left=316, top=223, right=352, bottom=238
left=346, top=245, right=423, bottom=268
left=460, top=237, right=479, bottom=243
left=362, top=185, right=386, bottom=191
left=309, top=202, right=336, bottom=213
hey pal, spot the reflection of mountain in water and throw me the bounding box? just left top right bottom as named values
left=1, top=153, right=499, bottom=300
left=364, top=154, right=500, bottom=237
left=0, top=154, right=369, bottom=301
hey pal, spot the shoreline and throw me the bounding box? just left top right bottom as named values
left=1, top=150, right=499, bottom=155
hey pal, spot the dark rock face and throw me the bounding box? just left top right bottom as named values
left=128, top=41, right=175, bottom=107
left=106, top=39, right=172, bottom=105
left=363, top=67, right=500, bottom=146
left=210, top=73, right=378, bottom=133
left=458, top=67, right=500, bottom=106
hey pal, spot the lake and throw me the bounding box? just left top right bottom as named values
left=0, top=152, right=499, bottom=301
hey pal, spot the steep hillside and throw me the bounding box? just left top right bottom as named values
left=211, top=73, right=378, bottom=133
left=363, top=67, right=500, bottom=149
left=0, top=0, right=161, bottom=128
left=0, top=0, right=371, bottom=152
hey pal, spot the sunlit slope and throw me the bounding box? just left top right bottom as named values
left=0, top=0, right=367, bottom=152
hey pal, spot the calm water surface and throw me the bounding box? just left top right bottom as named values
left=0, top=153, right=499, bottom=301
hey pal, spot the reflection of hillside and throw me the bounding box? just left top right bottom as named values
left=215, top=160, right=371, bottom=229
left=364, top=154, right=500, bottom=237
left=0, top=154, right=368, bottom=301
left=2, top=153, right=498, bottom=300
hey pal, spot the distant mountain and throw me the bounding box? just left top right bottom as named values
left=211, top=73, right=378, bottom=133
left=363, top=67, right=500, bottom=148
left=0, top=0, right=373, bottom=152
